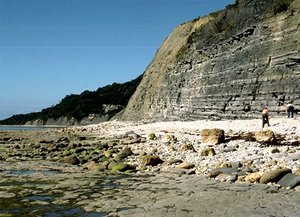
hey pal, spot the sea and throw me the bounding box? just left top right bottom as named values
left=0, top=125, right=65, bottom=131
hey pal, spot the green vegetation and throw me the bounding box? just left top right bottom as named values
left=0, top=75, right=143, bottom=125
left=272, top=0, right=293, bottom=15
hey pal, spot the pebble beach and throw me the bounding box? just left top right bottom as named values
left=1, top=117, right=300, bottom=216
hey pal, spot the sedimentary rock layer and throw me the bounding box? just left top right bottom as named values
left=122, top=0, right=300, bottom=121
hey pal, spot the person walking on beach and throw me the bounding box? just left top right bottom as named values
left=262, top=106, right=270, bottom=128
left=286, top=102, right=295, bottom=118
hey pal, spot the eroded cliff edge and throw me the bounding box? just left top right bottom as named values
left=122, top=0, right=300, bottom=121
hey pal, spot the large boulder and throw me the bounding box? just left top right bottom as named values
left=254, top=130, right=276, bottom=145
left=140, top=155, right=164, bottom=167
left=200, top=129, right=225, bottom=145
left=277, top=173, right=300, bottom=188
left=260, top=168, right=292, bottom=184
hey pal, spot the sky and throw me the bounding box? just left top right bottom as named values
left=0, top=0, right=235, bottom=120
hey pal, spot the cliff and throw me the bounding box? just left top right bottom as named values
left=122, top=0, right=300, bottom=121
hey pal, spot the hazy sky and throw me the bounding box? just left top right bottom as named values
left=0, top=0, right=234, bottom=120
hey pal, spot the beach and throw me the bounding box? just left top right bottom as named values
left=1, top=117, right=300, bottom=216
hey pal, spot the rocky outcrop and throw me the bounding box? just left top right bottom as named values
left=122, top=0, right=300, bottom=121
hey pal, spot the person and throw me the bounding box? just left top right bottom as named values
left=286, top=102, right=295, bottom=118
left=262, top=106, right=270, bottom=128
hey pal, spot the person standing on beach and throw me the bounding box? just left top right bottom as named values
left=262, top=106, right=270, bottom=128
left=286, top=102, right=295, bottom=118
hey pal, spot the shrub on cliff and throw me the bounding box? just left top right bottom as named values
left=272, top=0, right=293, bottom=15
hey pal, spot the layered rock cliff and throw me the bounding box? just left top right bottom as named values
left=122, top=0, right=300, bottom=121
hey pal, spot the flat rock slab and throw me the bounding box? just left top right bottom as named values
left=1, top=161, right=300, bottom=217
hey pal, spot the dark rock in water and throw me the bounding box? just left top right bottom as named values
left=260, top=168, right=292, bottom=184
left=277, top=173, right=300, bottom=188
left=58, top=156, right=80, bottom=165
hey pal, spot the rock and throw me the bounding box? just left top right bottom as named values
left=108, top=160, right=118, bottom=170
left=214, top=161, right=231, bottom=168
left=228, top=161, right=242, bottom=168
left=260, top=168, right=292, bottom=184
left=215, top=167, right=240, bottom=174
left=58, top=156, right=80, bottom=165
left=85, top=161, right=106, bottom=171
left=167, top=144, right=176, bottom=152
left=200, top=147, right=216, bottom=156
left=270, top=148, right=280, bottom=154
left=207, top=167, right=240, bottom=178
left=147, top=133, right=156, bottom=140
left=162, top=134, right=177, bottom=145
left=277, top=173, right=300, bottom=188
left=207, top=170, right=223, bottom=178
left=263, top=159, right=278, bottom=168
left=200, top=129, right=225, bottom=145
left=215, top=173, right=238, bottom=182
left=111, top=163, right=135, bottom=172
left=180, top=143, right=196, bottom=152
left=244, top=172, right=263, bottom=183
left=120, top=147, right=134, bottom=157
left=113, top=153, right=126, bottom=162
left=140, top=155, right=164, bottom=167
left=254, top=130, right=276, bottom=145
left=103, top=150, right=112, bottom=158
left=176, top=162, right=195, bottom=169
left=122, top=137, right=141, bottom=145
left=295, top=168, right=300, bottom=176
left=165, top=158, right=183, bottom=165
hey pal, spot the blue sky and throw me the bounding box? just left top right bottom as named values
left=0, top=0, right=234, bottom=120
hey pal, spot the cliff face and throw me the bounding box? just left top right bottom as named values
left=122, top=0, right=300, bottom=121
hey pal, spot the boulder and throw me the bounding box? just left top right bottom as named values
left=140, top=155, right=164, bottom=167
left=180, top=143, right=196, bottom=152
left=244, top=172, right=263, bottom=183
left=260, top=168, right=292, bottom=184
left=294, top=168, right=300, bottom=176
left=85, top=161, right=106, bottom=171
left=200, top=147, right=216, bottom=156
left=120, top=147, right=134, bottom=157
left=277, top=173, right=300, bottom=188
left=200, top=129, right=225, bottom=145
left=165, top=158, right=183, bottom=165
left=207, top=167, right=240, bottom=178
left=111, top=163, right=135, bottom=172
left=176, top=162, right=195, bottom=169
left=147, top=133, right=156, bottom=140
left=254, top=130, right=276, bottom=145
left=58, top=156, right=80, bottom=165
left=215, top=173, right=238, bottom=182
